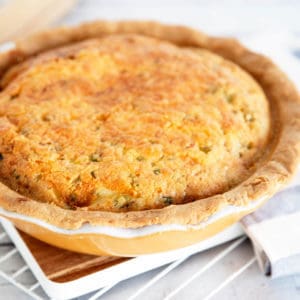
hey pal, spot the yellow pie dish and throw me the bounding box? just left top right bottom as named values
left=0, top=21, right=299, bottom=256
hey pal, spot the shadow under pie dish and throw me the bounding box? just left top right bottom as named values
left=0, top=21, right=299, bottom=257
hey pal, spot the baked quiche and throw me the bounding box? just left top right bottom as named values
left=0, top=21, right=299, bottom=231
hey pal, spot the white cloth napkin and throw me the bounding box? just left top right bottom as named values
left=241, top=171, right=300, bottom=278
left=240, top=32, right=300, bottom=278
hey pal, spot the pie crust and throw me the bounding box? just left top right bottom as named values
left=0, top=21, right=299, bottom=230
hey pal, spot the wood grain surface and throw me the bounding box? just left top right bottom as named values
left=19, top=231, right=128, bottom=283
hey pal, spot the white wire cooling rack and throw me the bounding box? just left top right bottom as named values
left=0, top=220, right=260, bottom=300
left=0, top=228, right=46, bottom=300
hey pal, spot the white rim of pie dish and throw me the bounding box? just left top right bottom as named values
left=0, top=195, right=268, bottom=238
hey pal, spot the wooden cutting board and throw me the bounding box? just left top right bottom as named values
left=19, top=231, right=129, bottom=283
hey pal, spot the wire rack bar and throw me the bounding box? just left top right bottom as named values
left=88, top=283, right=119, bottom=300
left=0, top=232, right=7, bottom=240
left=164, top=236, right=247, bottom=300
left=0, top=270, right=43, bottom=300
left=203, top=256, right=257, bottom=300
left=128, top=255, right=190, bottom=300
left=28, top=281, right=41, bottom=292
left=11, top=265, right=30, bottom=279
left=0, top=248, right=18, bottom=264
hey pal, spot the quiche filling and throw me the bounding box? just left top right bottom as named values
left=0, top=34, right=270, bottom=212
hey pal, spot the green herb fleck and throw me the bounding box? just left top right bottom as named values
left=9, top=94, right=18, bottom=101
left=226, top=94, right=235, bottom=103
left=67, top=194, right=78, bottom=209
left=0, top=153, right=3, bottom=161
left=129, top=174, right=140, bottom=188
left=153, top=169, right=161, bottom=175
left=199, top=146, right=212, bottom=153
left=120, top=202, right=131, bottom=209
left=42, top=114, right=51, bottom=122
left=149, top=139, right=158, bottom=144
left=70, top=194, right=77, bottom=201
left=247, top=142, right=254, bottom=150
left=35, top=174, right=42, bottom=181
left=113, top=195, right=132, bottom=209
left=113, top=199, right=120, bottom=207
left=72, top=175, right=81, bottom=183
left=90, top=170, right=97, bottom=179
left=209, top=86, right=219, bottom=94
left=90, top=153, right=102, bottom=162
left=21, top=128, right=29, bottom=136
left=162, top=196, right=173, bottom=205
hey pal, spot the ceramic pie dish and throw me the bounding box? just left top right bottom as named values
left=0, top=21, right=299, bottom=257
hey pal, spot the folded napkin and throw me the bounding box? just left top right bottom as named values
left=241, top=170, right=300, bottom=278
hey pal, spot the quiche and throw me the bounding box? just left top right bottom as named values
left=0, top=21, right=299, bottom=254
left=0, top=34, right=270, bottom=213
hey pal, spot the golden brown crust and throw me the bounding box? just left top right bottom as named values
left=0, top=20, right=299, bottom=229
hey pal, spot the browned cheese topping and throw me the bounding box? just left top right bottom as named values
left=0, top=35, right=270, bottom=211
